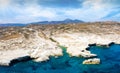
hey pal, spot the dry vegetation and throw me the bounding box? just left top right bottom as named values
left=0, top=33, right=21, bottom=40
left=0, top=22, right=120, bottom=40
left=28, top=22, right=120, bottom=35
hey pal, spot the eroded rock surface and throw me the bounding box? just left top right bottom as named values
left=0, top=22, right=120, bottom=66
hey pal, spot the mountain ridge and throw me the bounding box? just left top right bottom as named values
left=0, top=19, right=84, bottom=27
left=30, top=19, right=84, bottom=25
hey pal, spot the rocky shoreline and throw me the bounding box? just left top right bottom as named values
left=0, top=22, right=120, bottom=66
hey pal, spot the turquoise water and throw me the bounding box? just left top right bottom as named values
left=0, top=44, right=120, bottom=73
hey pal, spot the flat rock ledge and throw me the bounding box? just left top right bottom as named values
left=82, top=58, right=100, bottom=64
left=0, top=49, right=30, bottom=66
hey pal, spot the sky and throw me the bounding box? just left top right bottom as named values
left=0, top=0, right=120, bottom=23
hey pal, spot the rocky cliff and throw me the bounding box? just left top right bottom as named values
left=0, top=22, right=120, bottom=66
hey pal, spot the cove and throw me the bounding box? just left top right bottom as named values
left=0, top=44, right=120, bottom=73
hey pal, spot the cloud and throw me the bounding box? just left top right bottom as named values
left=0, top=0, right=120, bottom=23
left=0, top=0, right=59, bottom=23
left=37, top=0, right=83, bottom=8
left=0, top=0, right=11, bottom=8
left=0, top=6, right=59, bottom=23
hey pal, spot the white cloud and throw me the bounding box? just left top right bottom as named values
left=0, top=0, right=60, bottom=23
left=0, top=0, right=120, bottom=23
left=62, top=0, right=113, bottom=21
left=0, top=0, right=11, bottom=8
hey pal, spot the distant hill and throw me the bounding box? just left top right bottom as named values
left=0, top=23, right=26, bottom=27
left=30, top=19, right=84, bottom=25
left=0, top=19, right=84, bottom=27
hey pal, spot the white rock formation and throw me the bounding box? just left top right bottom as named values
left=0, top=30, right=62, bottom=66
left=51, top=33, right=120, bottom=57
left=83, top=58, right=100, bottom=64
left=0, top=49, right=29, bottom=66
left=0, top=23, right=120, bottom=66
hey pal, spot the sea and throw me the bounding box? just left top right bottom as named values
left=0, top=44, right=120, bottom=73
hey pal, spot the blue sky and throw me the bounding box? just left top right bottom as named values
left=0, top=0, right=120, bottom=23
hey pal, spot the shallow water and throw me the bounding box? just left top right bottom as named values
left=0, top=44, right=120, bottom=73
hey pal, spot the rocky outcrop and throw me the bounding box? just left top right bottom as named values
left=0, top=28, right=63, bottom=66
left=51, top=33, right=120, bottom=58
left=0, top=22, right=120, bottom=66
left=0, top=49, right=30, bottom=66
left=82, top=58, right=100, bottom=64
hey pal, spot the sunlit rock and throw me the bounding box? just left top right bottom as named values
left=0, top=22, right=120, bottom=66
left=83, top=58, right=100, bottom=64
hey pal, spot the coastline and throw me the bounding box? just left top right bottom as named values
left=0, top=22, right=120, bottom=66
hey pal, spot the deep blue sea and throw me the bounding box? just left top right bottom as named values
left=0, top=44, right=120, bottom=73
